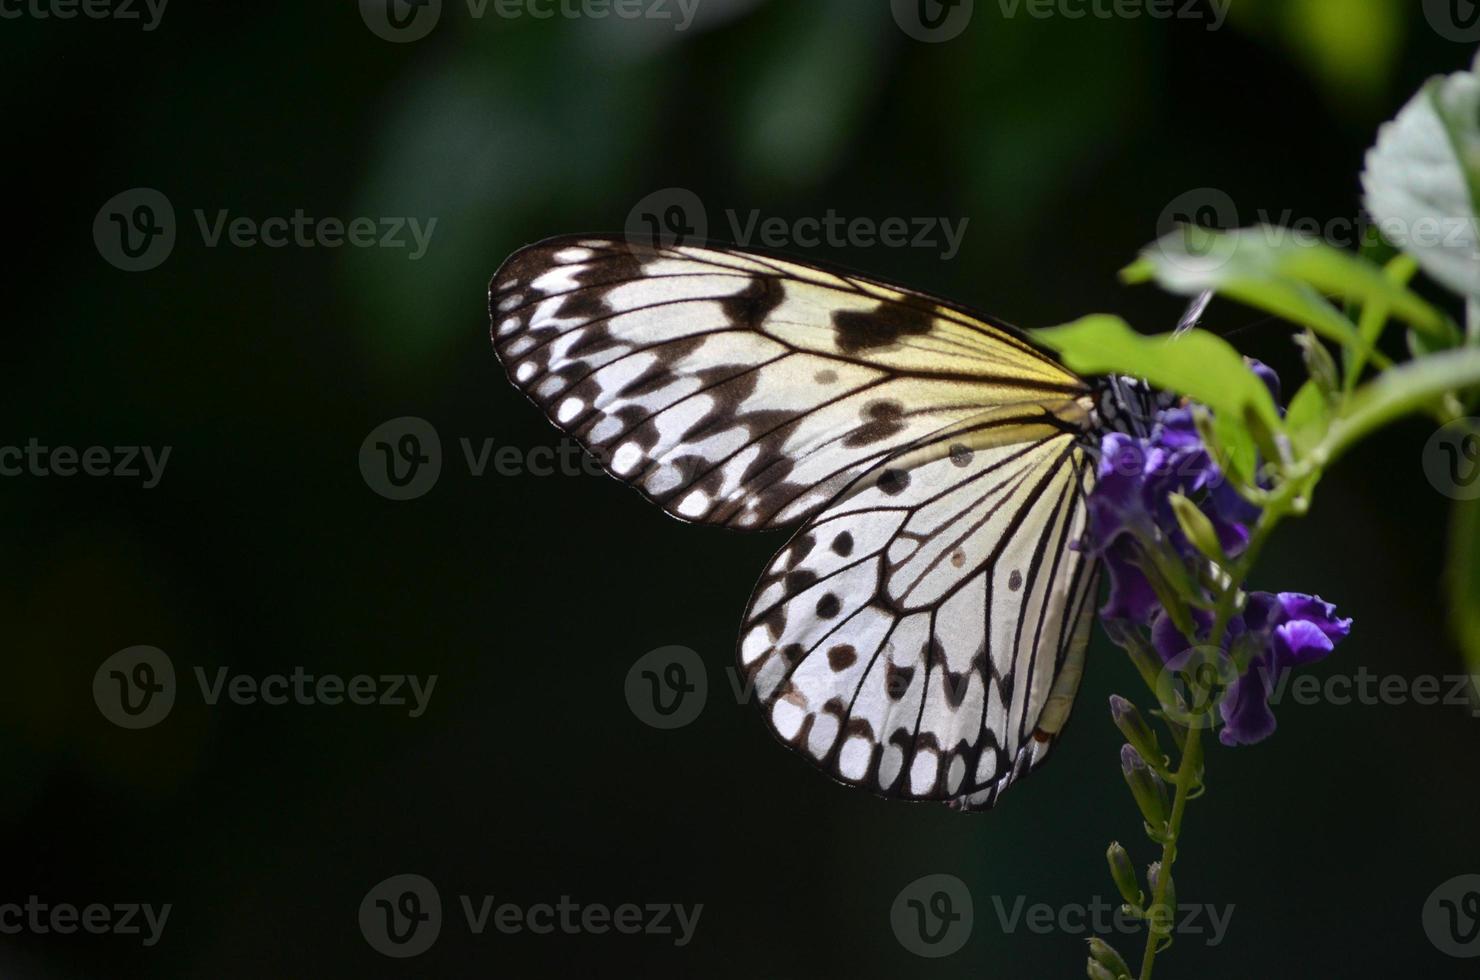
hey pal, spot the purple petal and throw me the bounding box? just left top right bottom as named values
left=1273, top=620, right=1336, bottom=666
left=1275, top=593, right=1353, bottom=641
left=1219, top=660, right=1278, bottom=746
left=1151, top=609, right=1212, bottom=663
left=1243, top=592, right=1279, bottom=632
left=1100, top=541, right=1160, bottom=625
left=1248, top=358, right=1282, bottom=404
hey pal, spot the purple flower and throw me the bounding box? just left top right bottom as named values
left=1086, top=400, right=1257, bottom=625
left=1087, top=362, right=1354, bottom=747
left=1218, top=592, right=1352, bottom=746
left=1144, top=593, right=1352, bottom=747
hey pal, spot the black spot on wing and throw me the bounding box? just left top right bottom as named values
left=720, top=273, right=786, bottom=327
left=832, top=303, right=935, bottom=355
left=877, top=468, right=910, bottom=495
left=844, top=400, right=906, bottom=448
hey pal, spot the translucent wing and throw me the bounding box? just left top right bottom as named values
left=737, top=406, right=1098, bottom=811
left=490, top=236, right=1088, bottom=528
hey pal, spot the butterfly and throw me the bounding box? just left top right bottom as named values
left=489, top=236, right=1163, bottom=811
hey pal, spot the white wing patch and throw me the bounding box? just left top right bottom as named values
left=491, top=237, right=1087, bottom=529
left=738, top=409, right=1098, bottom=811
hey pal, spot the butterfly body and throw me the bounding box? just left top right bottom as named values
left=490, top=236, right=1142, bottom=811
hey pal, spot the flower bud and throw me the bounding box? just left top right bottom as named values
left=1105, top=841, right=1143, bottom=907
left=1294, top=330, right=1339, bottom=397
left=1168, top=492, right=1226, bottom=564
left=1120, top=744, right=1168, bottom=828
left=1085, top=961, right=1117, bottom=980
left=1086, top=937, right=1133, bottom=978
left=1147, top=861, right=1178, bottom=936
left=1109, top=696, right=1163, bottom=772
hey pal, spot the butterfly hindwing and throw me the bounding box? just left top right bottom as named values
left=738, top=408, right=1098, bottom=810
left=490, top=236, right=1088, bottom=529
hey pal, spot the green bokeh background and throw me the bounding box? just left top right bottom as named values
left=4, top=0, right=1480, bottom=976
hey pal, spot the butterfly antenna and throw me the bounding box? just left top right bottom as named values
left=1174, top=290, right=1213, bottom=336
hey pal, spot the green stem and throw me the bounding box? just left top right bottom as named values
left=1135, top=487, right=1296, bottom=979
left=1137, top=725, right=1203, bottom=980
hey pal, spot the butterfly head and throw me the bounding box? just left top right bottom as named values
left=1089, top=375, right=1181, bottom=442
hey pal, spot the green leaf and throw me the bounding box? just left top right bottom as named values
left=1361, top=57, right=1480, bottom=300
left=1034, top=315, right=1280, bottom=479
left=1320, top=347, right=1480, bottom=462
left=1284, top=380, right=1331, bottom=454
left=1126, top=227, right=1450, bottom=346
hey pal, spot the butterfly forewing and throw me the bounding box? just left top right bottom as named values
left=490, top=235, right=1101, bottom=811
left=490, top=237, right=1087, bottom=529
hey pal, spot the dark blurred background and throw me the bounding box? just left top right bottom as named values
left=4, top=0, right=1480, bottom=976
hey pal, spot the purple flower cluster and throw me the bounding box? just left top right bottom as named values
left=1086, top=366, right=1351, bottom=746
